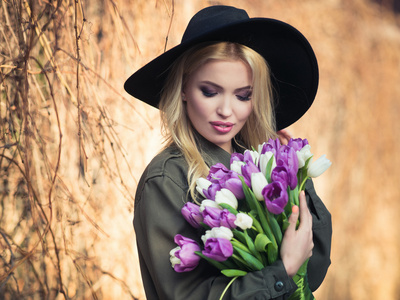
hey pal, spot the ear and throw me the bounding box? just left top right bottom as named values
left=181, top=92, right=186, bottom=102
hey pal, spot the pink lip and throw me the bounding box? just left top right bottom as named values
left=210, top=121, right=234, bottom=133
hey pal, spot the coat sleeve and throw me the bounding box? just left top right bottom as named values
left=305, top=179, right=332, bottom=291
left=134, top=173, right=299, bottom=300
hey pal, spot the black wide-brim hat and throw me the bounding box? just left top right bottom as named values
left=124, top=5, right=318, bottom=130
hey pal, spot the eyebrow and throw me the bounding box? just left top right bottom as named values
left=200, top=81, right=252, bottom=93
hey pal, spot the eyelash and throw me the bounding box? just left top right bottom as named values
left=201, top=88, right=217, bottom=97
left=200, top=87, right=252, bottom=101
left=237, top=93, right=252, bottom=101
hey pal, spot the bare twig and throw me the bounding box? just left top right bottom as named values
left=164, top=0, right=175, bottom=52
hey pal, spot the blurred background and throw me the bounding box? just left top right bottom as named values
left=1, top=0, right=399, bottom=299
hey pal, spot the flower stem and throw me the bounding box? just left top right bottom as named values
left=219, top=276, right=239, bottom=300
left=298, top=176, right=309, bottom=192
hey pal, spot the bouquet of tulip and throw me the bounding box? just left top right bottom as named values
left=169, top=138, right=331, bottom=300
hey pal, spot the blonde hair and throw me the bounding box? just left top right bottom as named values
left=159, top=42, right=277, bottom=200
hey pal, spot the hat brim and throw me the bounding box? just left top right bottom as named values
left=124, top=18, right=318, bottom=130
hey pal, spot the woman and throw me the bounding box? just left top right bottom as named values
left=125, top=5, right=332, bottom=300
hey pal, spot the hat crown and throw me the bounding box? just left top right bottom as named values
left=181, top=5, right=249, bottom=43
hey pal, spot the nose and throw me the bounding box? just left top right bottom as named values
left=216, top=96, right=233, bottom=118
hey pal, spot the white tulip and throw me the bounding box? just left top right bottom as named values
left=231, top=160, right=245, bottom=174
left=199, top=199, right=220, bottom=212
left=307, top=154, right=332, bottom=178
left=234, top=213, right=253, bottom=230
left=211, top=226, right=234, bottom=240
left=202, top=227, right=233, bottom=244
left=297, top=144, right=313, bottom=168
left=259, top=152, right=276, bottom=177
left=201, top=230, right=213, bottom=244
left=244, top=149, right=260, bottom=166
left=169, top=246, right=181, bottom=267
left=215, top=188, right=238, bottom=210
left=257, top=143, right=264, bottom=154
left=195, top=177, right=212, bottom=198
left=251, top=172, right=269, bottom=201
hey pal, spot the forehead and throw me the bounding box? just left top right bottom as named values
left=188, top=59, right=252, bottom=85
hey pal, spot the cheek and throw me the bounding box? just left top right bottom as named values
left=187, top=94, right=214, bottom=118
left=186, top=103, right=204, bottom=127
left=237, top=102, right=253, bottom=122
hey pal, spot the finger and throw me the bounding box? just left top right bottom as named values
left=299, top=191, right=312, bottom=227
left=278, top=129, right=292, bottom=138
left=287, top=205, right=299, bottom=231
left=277, top=129, right=293, bottom=145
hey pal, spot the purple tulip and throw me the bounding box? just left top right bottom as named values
left=202, top=237, right=233, bottom=261
left=181, top=202, right=203, bottom=228
left=223, top=176, right=245, bottom=199
left=286, top=168, right=298, bottom=190
left=287, top=138, right=309, bottom=152
left=172, top=235, right=201, bottom=272
left=260, top=143, right=275, bottom=156
left=203, top=206, right=223, bottom=228
left=207, top=163, right=230, bottom=182
left=241, top=160, right=260, bottom=187
left=262, top=181, right=288, bottom=215
left=230, top=152, right=244, bottom=164
left=277, top=146, right=299, bottom=170
left=271, top=166, right=289, bottom=187
left=219, top=209, right=237, bottom=229
left=203, top=207, right=237, bottom=229
left=260, top=138, right=281, bottom=155
left=203, top=182, right=222, bottom=200
left=271, top=164, right=297, bottom=190
left=276, top=146, right=299, bottom=189
left=244, top=150, right=258, bottom=165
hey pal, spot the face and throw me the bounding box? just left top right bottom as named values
left=183, top=59, right=253, bottom=153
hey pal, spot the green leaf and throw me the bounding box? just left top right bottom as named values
left=285, top=189, right=294, bottom=216
left=232, top=229, right=247, bottom=244
left=247, top=212, right=263, bottom=233
left=296, top=258, right=310, bottom=277
left=254, top=233, right=271, bottom=252
left=239, top=176, right=278, bottom=264
left=304, top=156, right=313, bottom=169
left=240, top=177, right=257, bottom=212
left=265, top=155, right=275, bottom=183
left=200, top=222, right=211, bottom=230
left=221, top=269, right=248, bottom=277
left=266, top=210, right=282, bottom=244
left=219, top=203, right=238, bottom=215
left=243, top=230, right=263, bottom=262
left=266, top=243, right=278, bottom=264
left=250, top=189, right=276, bottom=245
left=195, top=251, right=228, bottom=270
left=282, top=218, right=290, bottom=232
left=231, top=254, right=251, bottom=270
left=231, top=239, right=251, bottom=254
left=234, top=247, right=264, bottom=271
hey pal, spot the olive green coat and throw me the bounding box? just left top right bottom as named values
left=134, top=136, right=332, bottom=300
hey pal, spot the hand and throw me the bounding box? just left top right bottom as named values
left=280, top=191, right=313, bottom=277
left=277, top=129, right=293, bottom=145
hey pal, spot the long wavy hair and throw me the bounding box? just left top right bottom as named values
left=159, top=42, right=277, bottom=200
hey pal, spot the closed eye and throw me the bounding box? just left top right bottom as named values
left=201, top=87, right=218, bottom=97
left=236, top=92, right=252, bottom=101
